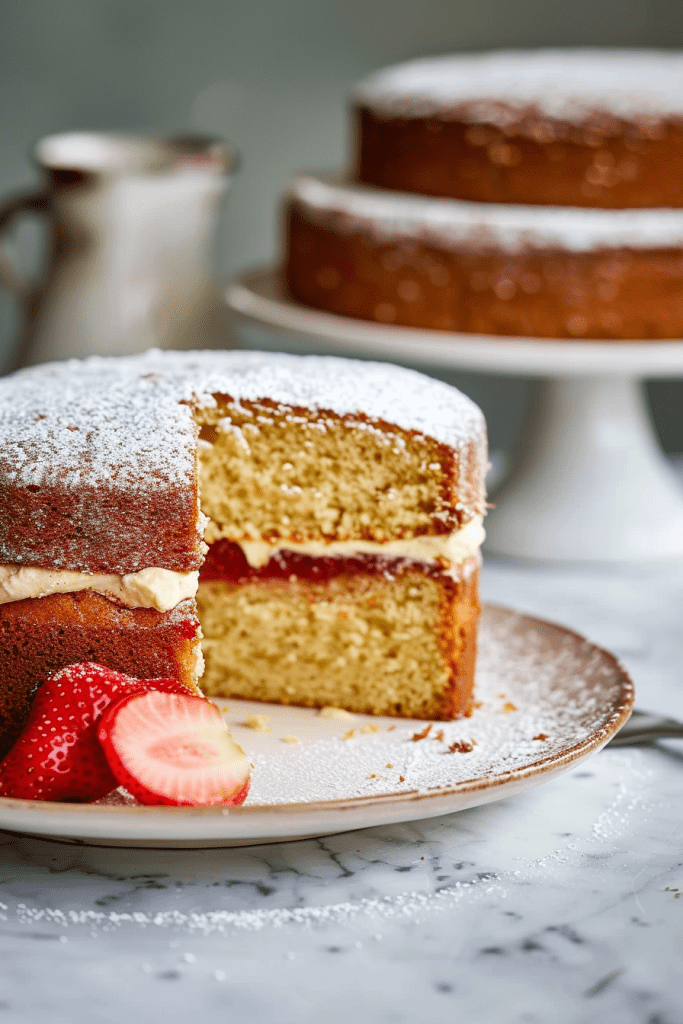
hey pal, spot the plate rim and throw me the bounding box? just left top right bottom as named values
left=0, top=603, right=635, bottom=822
left=225, top=265, right=683, bottom=377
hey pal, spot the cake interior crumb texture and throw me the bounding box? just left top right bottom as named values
left=198, top=563, right=479, bottom=721
left=197, top=398, right=466, bottom=542
left=196, top=390, right=483, bottom=720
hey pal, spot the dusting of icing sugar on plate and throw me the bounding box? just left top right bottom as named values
left=239, top=603, right=631, bottom=805
left=0, top=605, right=633, bottom=847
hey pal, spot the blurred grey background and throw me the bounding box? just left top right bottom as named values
left=1, top=0, right=682, bottom=456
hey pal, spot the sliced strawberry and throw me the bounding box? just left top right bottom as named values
left=0, top=663, right=190, bottom=802
left=97, top=691, right=251, bottom=806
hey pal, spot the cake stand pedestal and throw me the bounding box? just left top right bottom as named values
left=226, top=267, right=683, bottom=563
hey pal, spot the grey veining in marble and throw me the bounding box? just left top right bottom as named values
left=2, top=556, right=683, bottom=1024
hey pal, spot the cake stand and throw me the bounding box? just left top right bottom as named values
left=226, top=267, right=683, bottom=564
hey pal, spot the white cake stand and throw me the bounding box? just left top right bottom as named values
left=226, top=267, right=683, bottom=563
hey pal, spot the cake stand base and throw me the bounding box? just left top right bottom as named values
left=485, top=375, right=683, bottom=563
left=226, top=268, right=683, bottom=564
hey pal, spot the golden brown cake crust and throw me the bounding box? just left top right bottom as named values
left=0, top=480, right=201, bottom=577
left=285, top=202, right=683, bottom=339
left=357, top=106, right=683, bottom=209
left=355, top=50, right=683, bottom=208
left=0, top=591, right=201, bottom=759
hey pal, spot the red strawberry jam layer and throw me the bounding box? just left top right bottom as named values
left=199, top=539, right=443, bottom=584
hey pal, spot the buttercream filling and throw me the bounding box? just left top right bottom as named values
left=0, top=566, right=199, bottom=613
left=234, top=515, right=485, bottom=569
left=0, top=517, right=484, bottom=609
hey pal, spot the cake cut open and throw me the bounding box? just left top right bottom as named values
left=0, top=351, right=487, bottom=759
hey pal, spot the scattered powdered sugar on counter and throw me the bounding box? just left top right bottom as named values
left=242, top=605, right=631, bottom=806
left=8, top=879, right=505, bottom=935
left=3, top=750, right=653, bottom=939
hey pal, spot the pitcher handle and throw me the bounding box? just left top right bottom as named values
left=0, top=191, right=48, bottom=299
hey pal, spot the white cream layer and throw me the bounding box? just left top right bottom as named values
left=0, top=565, right=199, bottom=613
left=236, top=516, right=486, bottom=569
left=0, top=517, right=484, bottom=610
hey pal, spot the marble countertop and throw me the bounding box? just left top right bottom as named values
left=2, top=556, right=683, bottom=1024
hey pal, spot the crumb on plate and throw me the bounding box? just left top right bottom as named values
left=447, top=740, right=475, bottom=754
left=320, top=706, right=356, bottom=721
left=243, top=714, right=271, bottom=733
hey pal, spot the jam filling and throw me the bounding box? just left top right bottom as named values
left=199, top=539, right=445, bottom=584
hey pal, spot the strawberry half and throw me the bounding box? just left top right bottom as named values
left=97, top=691, right=251, bottom=806
left=0, top=663, right=189, bottom=802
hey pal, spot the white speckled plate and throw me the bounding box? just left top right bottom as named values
left=0, top=604, right=633, bottom=848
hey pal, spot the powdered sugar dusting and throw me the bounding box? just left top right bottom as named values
left=9, top=880, right=501, bottom=935
left=0, top=349, right=484, bottom=493
left=356, top=49, right=683, bottom=124
left=240, top=605, right=632, bottom=806
left=289, top=173, right=683, bottom=253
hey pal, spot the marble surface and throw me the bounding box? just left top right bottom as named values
left=2, top=556, right=683, bottom=1024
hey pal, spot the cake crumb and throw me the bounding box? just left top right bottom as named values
left=342, top=729, right=357, bottom=741
left=447, top=740, right=474, bottom=754
left=244, top=714, right=271, bottom=733
left=320, top=706, right=356, bottom=721
left=367, top=774, right=378, bottom=779
left=282, top=735, right=300, bottom=745
left=434, top=729, right=445, bottom=742
left=503, top=701, right=518, bottom=713
left=399, top=775, right=405, bottom=782
left=412, top=724, right=432, bottom=741
left=386, top=763, right=393, bottom=769
left=360, top=723, right=381, bottom=735
left=533, top=732, right=548, bottom=741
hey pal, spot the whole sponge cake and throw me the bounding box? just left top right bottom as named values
left=283, top=51, right=683, bottom=338
left=355, top=49, right=683, bottom=208
left=0, top=350, right=487, bottom=758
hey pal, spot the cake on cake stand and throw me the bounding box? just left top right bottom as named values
left=226, top=267, right=683, bottom=564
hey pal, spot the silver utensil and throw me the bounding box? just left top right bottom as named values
left=608, top=709, right=683, bottom=746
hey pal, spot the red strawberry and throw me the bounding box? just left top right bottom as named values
left=0, top=663, right=189, bottom=802
left=97, top=690, right=251, bottom=806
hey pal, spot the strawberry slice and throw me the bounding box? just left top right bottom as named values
left=97, top=691, right=251, bottom=806
left=0, top=663, right=189, bottom=802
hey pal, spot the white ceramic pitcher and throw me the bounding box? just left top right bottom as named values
left=0, top=132, right=237, bottom=369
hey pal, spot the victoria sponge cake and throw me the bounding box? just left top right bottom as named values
left=0, top=350, right=487, bottom=757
